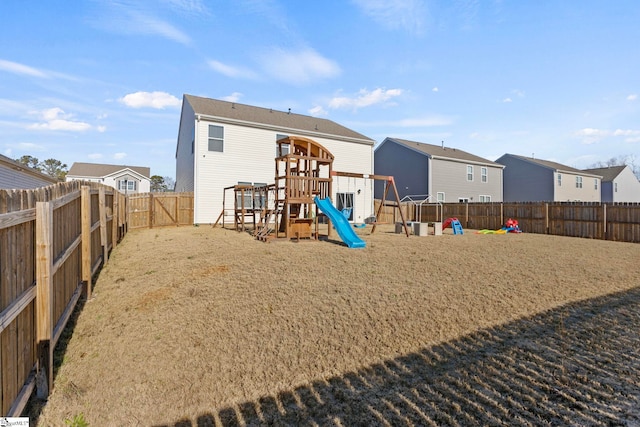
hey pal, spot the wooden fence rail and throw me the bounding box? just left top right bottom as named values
left=376, top=200, right=640, bottom=243
left=0, top=181, right=126, bottom=416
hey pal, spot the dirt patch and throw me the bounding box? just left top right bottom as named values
left=34, top=225, right=640, bottom=426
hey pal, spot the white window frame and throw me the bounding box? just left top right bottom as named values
left=436, top=192, right=445, bottom=202
left=594, top=178, right=598, bottom=190
left=118, top=179, right=137, bottom=192
left=557, top=173, right=562, bottom=187
left=466, top=165, right=474, bottom=181
left=208, top=125, right=224, bottom=152
left=481, top=167, right=488, bottom=183
left=575, top=176, right=583, bottom=189
left=276, top=134, right=290, bottom=156
left=458, top=197, right=469, bottom=203
left=479, top=195, right=491, bottom=202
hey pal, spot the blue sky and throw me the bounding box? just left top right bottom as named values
left=1, top=0, right=639, bottom=179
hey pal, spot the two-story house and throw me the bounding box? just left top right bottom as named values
left=374, top=138, right=504, bottom=203
left=174, top=94, right=376, bottom=224
left=496, top=154, right=601, bottom=202
left=582, top=165, right=640, bottom=202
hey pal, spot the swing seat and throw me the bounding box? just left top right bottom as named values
left=353, top=223, right=366, bottom=228
left=341, top=207, right=352, bottom=219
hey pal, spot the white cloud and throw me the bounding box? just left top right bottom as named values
left=114, top=152, right=127, bottom=160
left=329, top=88, right=403, bottom=110
left=0, top=59, right=48, bottom=78
left=88, top=153, right=103, bottom=160
left=16, top=142, right=46, bottom=151
left=502, top=97, right=512, bottom=103
left=352, top=0, right=427, bottom=35
left=119, top=91, right=181, bottom=109
left=575, top=128, right=640, bottom=144
left=207, top=60, right=257, bottom=79
left=221, top=92, right=243, bottom=103
left=308, top=105, right=328, bottom=117
left=259, top=48, right=340, bottom=85
left=163, top=0, right=209, bottom=14
left=627, top=94, right=638, bottom=101
left=92, top=4, right=191, bottom=45
left=432, top=87, right=439, bottom=92
left=29, top=107, right=92, bottom=132
left=97, top=125, right=107, bottom=133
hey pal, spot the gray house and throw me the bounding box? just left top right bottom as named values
left=496, top=154, right=602, bottom=202
left=0, top=154, right=58, bottom=189
left=582, top=165, right=640, bottom=202
left=374, top=138, right=504, bottom=202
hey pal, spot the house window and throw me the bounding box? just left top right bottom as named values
left=191, top=127, right=195, bottom=154
left=594, top=179, right=598, bottom=190
left=336, top=193, right=354, bottom=221
left=458, top=197, right=470, bottom=203
left=236, top=181, right=253, bottom=208
left=208, top=125, right=224, bottom=152
left=479, top=195, right=491, bottom=202
left=615, top=182, right=618, bottom=192
left=575, top=176, right=583, bottom=189
left=481, top=167, right=488, bottom=183
left=437, top=192, right=445, bottom=202
left=276, top=134, right=290, bottom=156
left=557, top=173, right=562, bottom=186
left=118, top=179, right=137, bottom=191
left=467, top=165, right=474, bottom=181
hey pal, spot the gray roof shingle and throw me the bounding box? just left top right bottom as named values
left=503, top=154, right=601, bottom=177
left=582, top=165, right=626, bottom=182
left=185, top=94, right=374, bottom=144
left=384, top=138, right=501, bottom=165
left=68, top=162, right=151, bottom=178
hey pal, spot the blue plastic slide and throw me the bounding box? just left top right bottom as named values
left=314, top=196, right=366, bottom=248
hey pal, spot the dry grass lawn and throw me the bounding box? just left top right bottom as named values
left=33, top=225, right=640, bottom=426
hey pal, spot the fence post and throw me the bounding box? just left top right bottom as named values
left=99, top=187, right=108, bottom=265
left=112, top=190, right=118, bottom=248
left=603, top=203, right=607, bottom=240
left=149, top=192, right=154, bottom=229
left=35, top=201, right=53, bottom=399
left=81, top=186, right=92, bottom=300
left=545, top=203, right=549, bottom=234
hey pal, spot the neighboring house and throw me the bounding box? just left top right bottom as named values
left=496, top=154, right=601, bottom=202
left=374, top=138, right=504, bottom=203
left=66, top=162, right=151, bottom=194
left=0, top=154, right=58, bottom=189
left=175, top=94, right=376, bottom=224
left=582, top=165, right=640, bottom=203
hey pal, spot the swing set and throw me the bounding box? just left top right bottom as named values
left=331, top=171, right=410, bottom=237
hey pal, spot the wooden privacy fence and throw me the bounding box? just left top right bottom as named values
left=127, top=192, right=193, bottom=229
left=0, top=181, right=126, bottom=416
left=376, top=200, right=640, bottom=243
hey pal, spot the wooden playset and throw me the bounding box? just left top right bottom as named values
left=214, top=136, right=410, bottom=242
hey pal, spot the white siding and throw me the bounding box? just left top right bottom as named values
left=431, top=159, right=503, bottom=202
left=193, top=119, right=374, bottom=224
left=612, top=167, right=640, bottom=202
left=555, top=172, right=600, bottom=202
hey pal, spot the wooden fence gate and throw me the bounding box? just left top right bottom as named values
left=127, top=192, right=193, bottom=229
